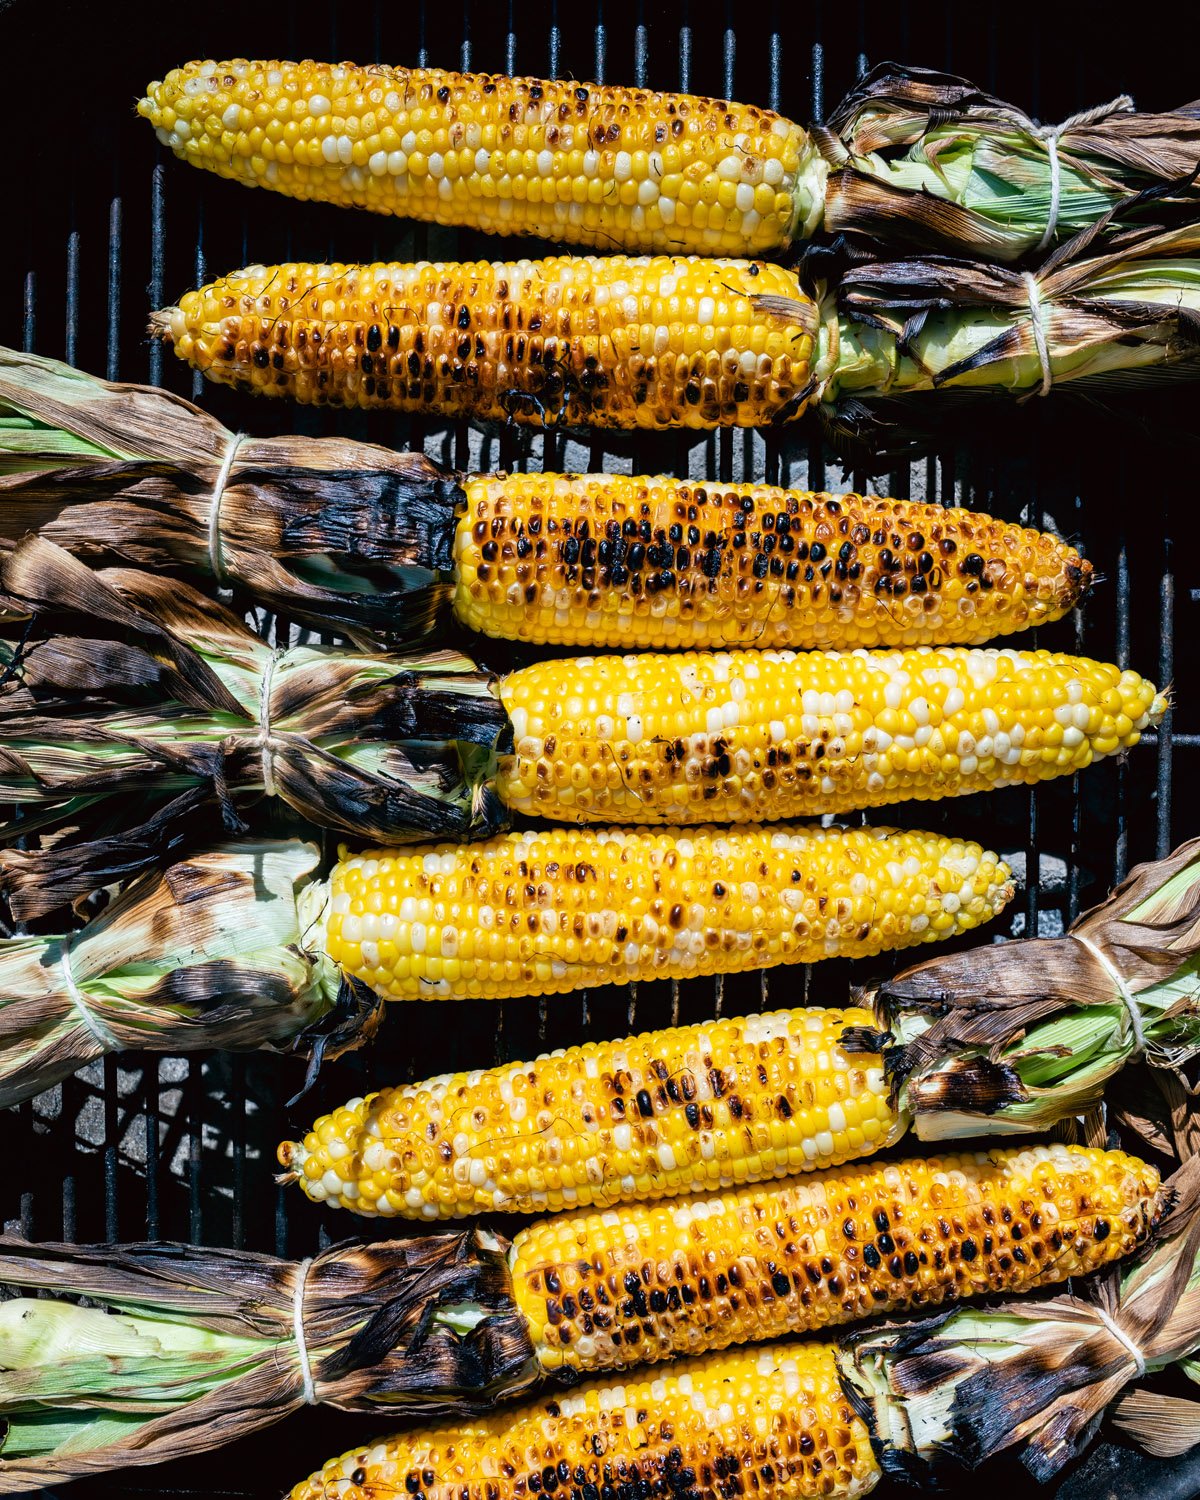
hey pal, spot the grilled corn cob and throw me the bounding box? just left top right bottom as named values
left=156, top=224, right=1200, bottom=428
left=495, top=648, right=1166, bottom=824
left=151, top=256, right=817, bottom=429
left=321, top=825, right=1013, bottom=1003
left=279, top=1008, right=892, bottom=1218
left=511, top=1143, right=1161, bottom=1373
left=453, top=475, right=1092, bottom=649
left=138, top=61, right=826, bottom=257
left=1, top=349, right=1095, bottom=653
left=290, top=1342, right=879, bottom=1500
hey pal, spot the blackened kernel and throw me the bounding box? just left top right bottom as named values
left=862, top=1244, right=881, bottom=1269
left=635, top=1090, right=654, bottom=1118
left=903, top=1251, right=919, bottom=1275
left=961, top=1238, right=979, bottom=1261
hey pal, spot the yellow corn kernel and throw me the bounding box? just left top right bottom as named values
left=288, top=1342, right=880, bottom=1500
left=495, top=648, right=1166, bottom=824
left=509, top=1143, right=1161, bottom=1372
left=321, top=824, right=1013, bottom=1002
left=277, top=1007, right=903, bottom=1219
left=139, top=60, right=827, bottom=257
left=452, top=474, right=1093, bottom=650
left=151, top=257, right=817, bottom=429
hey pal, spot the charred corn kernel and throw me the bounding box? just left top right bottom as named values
left=453, top=475, right=1093, bottom=649
left=139, top=60, right=828, bottom=257
left=288, top=1342, right=880, bottom=1500
left=510, top=1143, right=1161, bottom=1373
left=152, top=257, right=817, bottom=429
left=321, top=825, right=1013, bottom=1002
left=495, top=648, right=1166, bottom=824
left=278, top=1007, right=904, bottom=1219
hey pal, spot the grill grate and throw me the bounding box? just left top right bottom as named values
left=1, top=1, right=1197, bottom=1495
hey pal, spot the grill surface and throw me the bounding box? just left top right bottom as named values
left=2, top=2, right=1197, bottom=1497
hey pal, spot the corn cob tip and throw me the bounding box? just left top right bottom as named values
left=148, top=306, right=179, bottom=342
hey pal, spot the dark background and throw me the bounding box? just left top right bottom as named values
left=1, top=1, right=1197, bottom=1497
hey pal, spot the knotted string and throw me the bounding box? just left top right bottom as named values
left=1071, top=930, right=1148, bottom=1056
left=292, top=1256, right=317, bottom=1404
left=1028, top=95, right=1135, bottom=250
left=1022, top=271, right=1054, bottom=398
left=1092, top=1300, right=1147, bottom=1380
left=257, top=649, right=284, bottom=798
left=206, top=431, right=246, bottom=584
left=59, top=942, right=118, bottom=1051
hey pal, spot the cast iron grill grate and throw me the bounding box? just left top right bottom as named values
left=1, top=2, right=1195, bottom=1496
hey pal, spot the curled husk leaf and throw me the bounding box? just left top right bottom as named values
left=837, top=1154, right=1200, bottom=1481
left=0, top=1230, right=537, bottom=1491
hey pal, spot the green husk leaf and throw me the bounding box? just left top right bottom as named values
left=821, top=62, right=1200, bottom=260
left=837, top=1154, right=1200, bottom=1482
left=818, top=220, right=1200, bottom=411
left=0, top=1232, right=538, bottom=1490
left=0, top=536, right=509, bottom=918
left=0, top=839, right=366, bottom=1109
left=853, top=837, right=1200, bottom=1138
left=0, top=346, right=465, bottom=647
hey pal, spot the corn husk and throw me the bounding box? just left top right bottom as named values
left=845, top=837, right=1200, bottom=1139
left=820, top=62, right=1200, bottom=261
left=0, top=841, right=374, bottom=1109
left=0, top=536, right=507, bottom=919
left=820, top=219, right=1200, bottom=415
left=0, top=346, right=464, bottom=646
left=0, top=1229, right=537, bottom=1491
left=837, top=1154, right=1200, bottom=1482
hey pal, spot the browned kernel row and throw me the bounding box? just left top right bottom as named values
left=507, top=1143, right=1161, bottom=1372
left=452, top=473, right=1092, bottom=649
left=153, top=256, right=819, bottom=429
left=287, top=1343, right=881, bottom=1500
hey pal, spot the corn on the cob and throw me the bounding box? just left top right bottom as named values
left=280, top=1008, right=899, bottom=1219
left=156, top=224, right=1200, bottom=427
left=290, top=1341, right=879, bottom=1500
left=137, top=61, right=827, bottom=258
left=151, top=257, right=816, bottom=429
left=510, top=1143, right=1160, bottom=1374
left=494, top=648, right=1166, bottom=824
left=452, top=474, right=1092, bottom=649
left=321, top=825, right=1013, bottom=1004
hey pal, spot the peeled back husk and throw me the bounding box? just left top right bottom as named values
left=837, top=1153, right=1200, bottom=1482
left=843, top=836, right=1200, bottom=1139
left=0, top=537, right=508, bottom=918
left=0, top=345, right=465, bottom=646
left=0, top=840, right=380, bottom=1110
left=820, top=62, right=1200, bottom=261
left=0, top=1230, right=537, bottom=1491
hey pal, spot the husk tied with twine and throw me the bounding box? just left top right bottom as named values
left=819, top=62, right=1200, bottom=261
left=838, top=1153, right=1200, bottom=1482
left=0, top=345, right=467, bottom=648
left=0, top=841, right=376, bottom=1110
left=0, top=536, right=508, bottom=920
left=842, top=837, right=1200, bottom=1140
left=0, top=1229, right=539, bottom=1491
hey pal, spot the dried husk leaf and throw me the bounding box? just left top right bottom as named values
left=820, top=62, right=1200, bottom=260
left=0, top=538, right=508, bottom=917
left=836, top=1154, right=1200, bottom=1482
left=843, top=838, right=1200, bottom=1138
left=0, top=1230, right=538, bottom=1490
left=0, top=347, right=465, bottom=647
left=822, top=219, right=1200, bottom=411
left=0, top=840, right=373, bottom=1109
